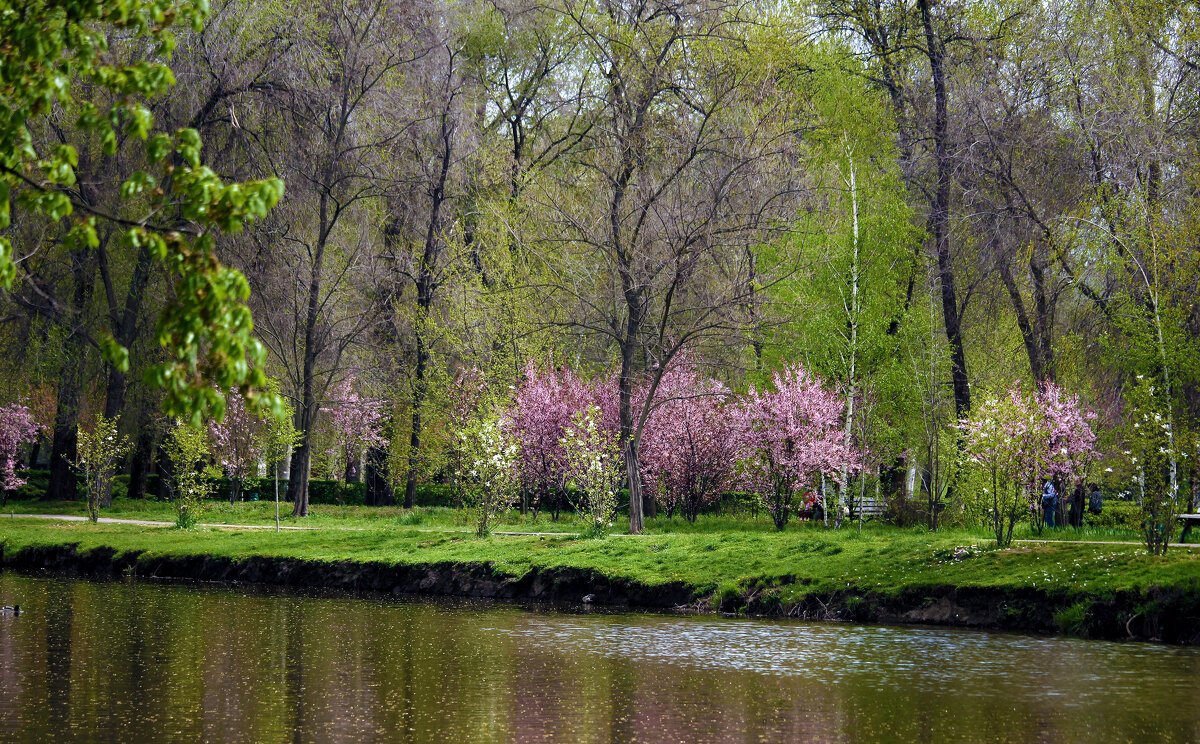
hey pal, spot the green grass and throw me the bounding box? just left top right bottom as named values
left=1, top=501, right=1197, bottom=609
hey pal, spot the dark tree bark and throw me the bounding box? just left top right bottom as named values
left=46, top=248, right=95, bottom=502
left=364, top=446, right=392, bottom=506
left=919, top=0, right=971, bottom=418
left=127, top=424, right=156, bottom=501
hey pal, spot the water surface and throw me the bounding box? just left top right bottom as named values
left=0, top=573, right=1196, bottom=743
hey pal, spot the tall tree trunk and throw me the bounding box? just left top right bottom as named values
left=287, top=191, right=331, bottom=517
left=403, top=98, right=452, bottom=510
left=919, top=0, right=971, bottom=418
left=365, top=445, right=392, bottom=506
left=404, top=324, right=428, bottom=510
left=619, top=333, right=644, bottom=535
left=47, top=249, right=95, bottom=502
left=127, top=424, right=156, bottom=501
left=47, top=359, right=83, bottom=501
left=101, top=241, right=154, bottom=421
left=838, top=146, right=861, bottom=529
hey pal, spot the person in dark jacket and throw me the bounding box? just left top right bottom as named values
left=1088, top=484, right=1103, bottom=515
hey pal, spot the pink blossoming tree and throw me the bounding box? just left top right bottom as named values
left=207, top=389, right=269, bottom=503
left=959, top=382, right=1096, bottom=546
left=509, top=361, right=596, bottom=519
left=735, top=364, right=858, bottom=530
left=638, top=360, right=737, bottom=521
left=324, top=378, right=388, bottom=492
left=0, top=402, right=42, bottom=504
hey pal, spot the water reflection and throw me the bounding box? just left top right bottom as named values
left=0, top=574, right=1197, bottom=743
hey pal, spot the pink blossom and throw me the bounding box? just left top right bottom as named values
left=508, top=361, right=598, bottom=513
left=0, top=403, right=42, bottom=491
left=207, top=390, right=267, bottom=484
left=733, top=364, right=858, bottom=530
left=323, top=377, right=388, bottom=478
left=637, top=357, right=737, bottom=521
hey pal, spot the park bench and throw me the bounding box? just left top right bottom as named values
left=1178, top=513, right=1200, bottom=542
left=851, top=495, right=886, bottom=522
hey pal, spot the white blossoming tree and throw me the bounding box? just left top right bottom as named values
left=456, top=407, right=520, bottom=537
left=561, top=405, right=622, bottom=538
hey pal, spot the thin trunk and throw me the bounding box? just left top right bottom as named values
left=839, top=146, right=860, bottom=529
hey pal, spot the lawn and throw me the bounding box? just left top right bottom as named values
left=2, top=499, right=1197, bottom=611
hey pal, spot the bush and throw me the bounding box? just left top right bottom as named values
left=1084, top=499, right=1140, bottom=531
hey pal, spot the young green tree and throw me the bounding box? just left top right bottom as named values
left=74, top=414, right=131, bottom=523
left=162, top=420, right=216, bottom=529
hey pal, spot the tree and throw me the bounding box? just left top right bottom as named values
left=162, top=420, right=215, bottom=529
left=509, top=361, right=596, bottom=519
left=958, top=383, right=1095, bottom=546
left=561, top=404, right=621, bottom=537
left=456, top=403, right=520, bottom=537
left=263, top=0, right=419, bottom=517
left=1, top=0, right=285, bottom=422
left=542, top=0, right=803, bottom=533
left=958, top=387, right=1043, bottom=547
left=0, top=403, right=42, bottom=505
left=74, top=414, right=131, bottom=523
left=638, top=360, right=736, bottom=522
left=207, top=388, right=269, bottom=503
left=324, top=377, right=388, bottom=490
left=735, top=365, right=858, bottom=530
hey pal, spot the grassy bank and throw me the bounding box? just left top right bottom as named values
left=1, top=502, right=1197, bottom=610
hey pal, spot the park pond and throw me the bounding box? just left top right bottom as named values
left=0, top=572, right=1197, bottom=743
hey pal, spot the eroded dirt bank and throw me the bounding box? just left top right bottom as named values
left=3, top=542, right=1197, bottom=644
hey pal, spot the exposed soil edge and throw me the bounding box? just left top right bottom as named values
left=3, top=542, right=1197, bottom=644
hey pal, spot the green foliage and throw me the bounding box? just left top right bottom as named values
left=161, top=421, right=215, bottom=528
left=0, top=0, right=284, bottom=425
left=1053, top=601, right=1093, bottom=637
left=74, top=414, right=131, bottom=522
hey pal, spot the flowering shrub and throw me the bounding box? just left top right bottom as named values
left=1123, top=376, right=1178, bottom=554
left=75, top=414, right=131, bottom=523
left=561, top=405, right=621, bottom=537
left=163, top=421, right=216, bottom=529
left=456, top=409, right=520, bottom=536
left=958, top=383, right=1096, bottom=546
left=734, top=365, right=857, bottom=530
left=958, top=389, right=1044, bottom=547
left=0, top=403, right=42, bottom=500
left=509, top=362, right=597, bottom=518
left=638, top=360, right=737, bottom=522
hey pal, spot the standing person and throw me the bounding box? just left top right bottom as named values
left=1069, top=481, right=1085, bottom=528
left=1041, top=480, right=1057, bottom=529
left=1088, top=484, right=1103, bottom=515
